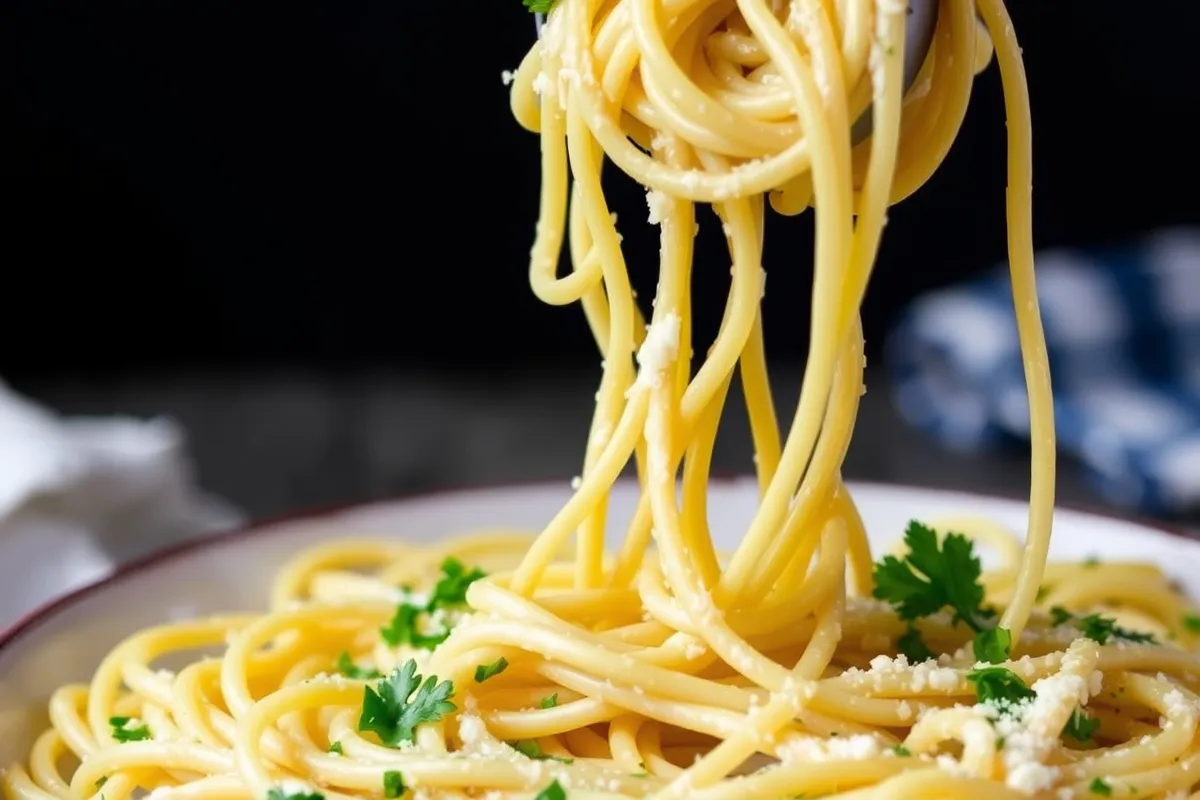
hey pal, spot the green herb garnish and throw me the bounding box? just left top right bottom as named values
left=336, top=651, right=382, bottom=680
left=533, top=779, right=567, bottom=800
left=1183, top=613, right=1200, bottom=633
left=973, top=626, right=1013, bottom=664
left=1049, top=607, right=1156, bottom=644
left=430, top=557, right=486, bottom=609
left=965, top=666, right=1035, bottom=711
left=383, top=771, right=406, bottom=799
left=1062, top=708, right=1100, bottom=744
left=109, top=716, right=151, bottom=743
left=897, top=627, right=934, bottom=663
left=872, top=521, right=991, bottom=631
left=1089, top=777, right=1112, bottom=796
left=540, top=693, right=559, bottom=709
left=380, top=603, right=452, bottom=650
left=266, top=788, right=324, bottom=800
left=475, top=657, right=509, bottom=683
left=523, top=0, right=559, bottom=12
left=358, top=660, right=457, bottom=747
left=510, top=739, right=574, bottom=763
left=328, top=741, right=344, bottom=755
left=379, top=559, right=487, bottom=650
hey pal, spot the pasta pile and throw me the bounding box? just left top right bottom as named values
left=8, top=1, right=1200, bottom=799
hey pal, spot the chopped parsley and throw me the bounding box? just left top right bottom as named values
left=966, top=666, right=1035, bottom=711
left=336, top=651, right=382, bottom=680
left=382, top=771, right=406, bottom=799
left=897, top=627, right=934, bottom=663
left=533, top=779, right=567, bottom=800
left=109, top=716, right=151, bottom=743
left=1062, top=708, right=1100, bottom=744
left=1050, top=607, right=1156, bottom=645
left=523, top=0, right=558, bottom=12
left=475, top=657, right=509, bottom=683
left=380, top=603, right=452, bottom=650
left=379, top=558, right=487, bottom=650
left=1183, top=613, right=1200, bottom=633
left=1089, top=777, right=1112, bottom=796
left=540, top=693, right=559, bottom=709
left=328, top=741, right=344, bottom=755
left=358, top=659, right=457, bottom=747
left=509, top=739, right=574, bottom=763
left=973, top=626, right=1013, bottom=664
left=872, top=521, right=993, bottom=632
left=431, top=557, right=487, bottom=609
left=891, top=744, right=911, bottom=757
left=266, top=788, right=324, bottom=800
left=95, top=778, right=108, bottom=788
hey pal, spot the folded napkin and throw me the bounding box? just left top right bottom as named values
left=0, top=384, right=242, bottom=629
left=886, top=227, right=1200, bottom=516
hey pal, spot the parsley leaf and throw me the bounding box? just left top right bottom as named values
left=1089, top=777, right=1112, bottom=796
left=430, top=557, right=486, bottom=609
left=1082, top=555, right=1100, bottom=568
left=475, top=657, right=509, bottom=683
left=358, top=660, right=457, bottom=747
left=95, top=778, right=108, bottom=788
left=966, top=667, right=1035, bottom=711
left=533, top=779, right=567, bottom=800
left=1049, top=607, right=1156, bottom=644
left=267, top=788, right=325, bottom=800
left=109, top=716, right=151, bottom=743
left=973, top=627, right=1013, bottom=664
left=379, top=559, right=487, bottom=650
left=509, top=739, right=574, bottom=763
left=540, top=693, right=559, bottom=709
left=1183, top=613, right=1200, bottom=633
left=336, top=651, right=382, bottom=680
left=891, top=745, right=911, bottom=757
left=1050, top=606, right=1073, bottom=626
left=872, top=521, right=989, bottom=631
left=1062, top=708, right=1100, bottom=744
left=380, top=603, right=452, bottom=650
left=897, top=627, right=934, bottom=662
left=1078, top=614, right=1155, bottom=645
left=328, top=741, right=343, bottom=755
left=383, top=771, right=406, bottom=799
left=523, top=0, right=559, bottom=13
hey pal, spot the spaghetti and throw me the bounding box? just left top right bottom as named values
left=7, top=0, right=1200, bottom=798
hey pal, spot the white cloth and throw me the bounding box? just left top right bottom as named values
left=0, top=384, right=241, bottom=628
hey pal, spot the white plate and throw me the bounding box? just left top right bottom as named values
left=2, top=478, right=1198, bottom=767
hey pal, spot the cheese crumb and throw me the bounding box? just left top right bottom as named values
left=635, top=312, right=682, bottom=389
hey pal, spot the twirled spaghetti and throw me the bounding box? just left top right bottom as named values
left=7, top=1, right=1200, bottom=799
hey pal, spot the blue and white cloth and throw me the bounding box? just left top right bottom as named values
left=886, top=227, right=1200, bottom=515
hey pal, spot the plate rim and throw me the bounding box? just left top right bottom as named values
left=1, top=476, right=1194, bottom=656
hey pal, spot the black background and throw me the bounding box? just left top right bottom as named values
left=3, top=0, right=1197, bottom=378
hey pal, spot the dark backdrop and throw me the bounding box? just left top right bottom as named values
left=3, top=0, right=1196, bottom=378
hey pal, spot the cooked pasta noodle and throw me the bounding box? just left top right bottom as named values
left=7, top=1, right=1200, bottom=799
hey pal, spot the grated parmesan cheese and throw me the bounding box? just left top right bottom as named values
left=634, top=312, right=682, bottom=390
left=646, top=189, right=670, bottom=225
